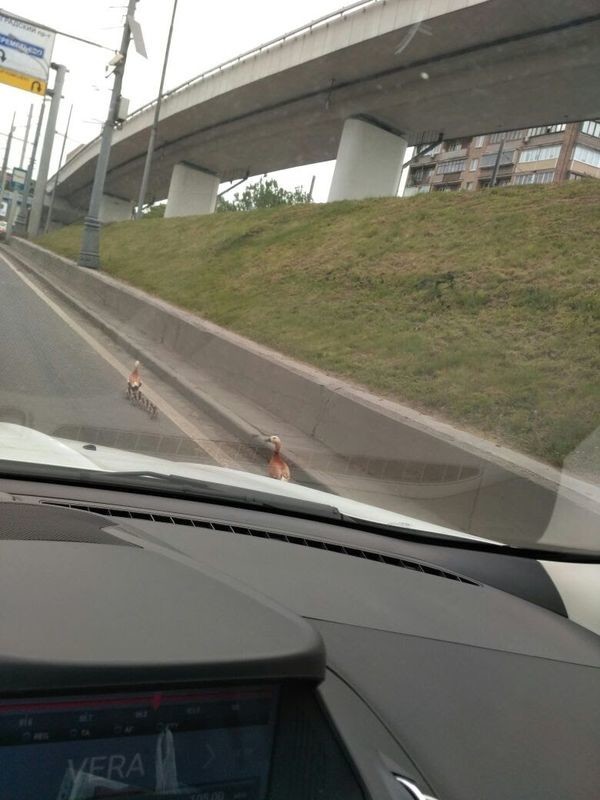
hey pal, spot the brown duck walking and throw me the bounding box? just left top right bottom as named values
left=128, top=360, right=142, bottom=391
left=266, top=435, right=291, bottom=481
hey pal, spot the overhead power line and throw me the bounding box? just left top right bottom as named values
left=0, top=8, right=116, bottom=51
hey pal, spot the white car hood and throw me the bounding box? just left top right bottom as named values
left=0, top=422, right=486, bottom=542
left=1, top=423, right=599, bottom=635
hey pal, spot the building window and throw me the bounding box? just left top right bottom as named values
left=437, top=159, right=467, bottom=175
left=514, top=171, right=555, bottom=185
left=445, top=141, right=464, bottom=152
left=469, top=159, right=479, bottom=171
left=480, top=150, right=515, bottom=168
left=473, top=136, right=485, bottom=148
left=411, top=166, right=434, bottom=184
left=581, top=120, right=600, bottom=139
left=572, top=145, right=600, bottom=168
left=418, top=142, right=443, bottom=156
left=527, top=124, right=567, bottom=137
left=519, top=145, right=561, bottom=163
left=464, top=182, right=475, bottom=190
left=489, top=129, right=528, bottom=143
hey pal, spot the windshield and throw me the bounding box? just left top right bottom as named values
left=0, top=0, right=598, bottom=555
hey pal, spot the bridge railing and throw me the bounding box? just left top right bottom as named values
left=55, top=0, right=383, bottom=177
left=128, top=0, right=383, bottom=120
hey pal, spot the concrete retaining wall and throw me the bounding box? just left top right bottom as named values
left=9, top=237, right=477, bottom=469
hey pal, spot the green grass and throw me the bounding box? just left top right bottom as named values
left=39, top=180, right=600, bottom=476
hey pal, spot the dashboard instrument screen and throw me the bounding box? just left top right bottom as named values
left=0, top=686, right=279, bottom=800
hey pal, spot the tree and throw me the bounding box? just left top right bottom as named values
left=217, top=177, right=312, bottom=212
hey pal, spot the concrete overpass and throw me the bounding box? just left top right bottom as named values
left=49, top=0, right=600, bottom=221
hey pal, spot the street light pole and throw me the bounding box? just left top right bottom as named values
left=490, top=137, right=506, bottom=188
left=13, top=99, right=46, bottom=235
left=134, top=0, right=178, bottom=218
left=0, top=112, right=16, bottom=204
left=19, top=104, right=34, bottom=168
left=28, top=63, right=67, bottom=238
left=45, top=104, right=73, bottom=234
left=79, top=0, right=138, bottom=268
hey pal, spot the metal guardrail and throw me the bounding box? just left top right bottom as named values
left=55, top=0, right=384, bottom=178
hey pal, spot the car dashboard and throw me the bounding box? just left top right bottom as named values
left=0, top=479, right=598, bottom=800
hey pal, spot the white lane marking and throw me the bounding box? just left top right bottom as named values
left=0, top=252, right=234, bottom=467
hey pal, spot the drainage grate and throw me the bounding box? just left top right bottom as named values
left=41, top=501, right=480, bottom=586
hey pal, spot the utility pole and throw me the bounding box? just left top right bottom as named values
left=490, top=137, right=505, bottom=188
left=45, top=104, right=73, bottom=234
left=13, top=99, right=46, bottom=235
left=0, top=112, right=16, bottom=206
left=135, top=0, right=178, bottom=218
left=19, top=104, right=34, bottom=168
left=79, top=0, right=138, bottom=268
left=28, top=64, right=67, bottom=238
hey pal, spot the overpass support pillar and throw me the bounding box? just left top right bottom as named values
left=99, top=195, right=134, bottom=223
left=165, top=163, right=219, bottom=218
left=328, top=118, right=407, bottom=201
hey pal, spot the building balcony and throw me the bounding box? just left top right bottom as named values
left=437, top=148, right=468, bottom=161
left=479, top=161, right=515, bottom=171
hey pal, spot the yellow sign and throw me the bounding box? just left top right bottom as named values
left=0, top=66, right=46, bottom=95
left=0, top=12, right=55, bottom=95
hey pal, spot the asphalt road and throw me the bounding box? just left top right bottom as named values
left=0, top=253, right=226, bottom=464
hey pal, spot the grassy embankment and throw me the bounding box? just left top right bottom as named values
left=40, top=180, right=600, bottom=475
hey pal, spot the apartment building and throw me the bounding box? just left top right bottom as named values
left=404, top=120, right=600, bottom=194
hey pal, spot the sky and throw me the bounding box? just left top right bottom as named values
left=0, top=0, right=411, bottom=203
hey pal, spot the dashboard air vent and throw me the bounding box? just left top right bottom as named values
left=41, top=501, right=480, bottom=586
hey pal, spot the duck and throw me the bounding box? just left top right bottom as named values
left=266, top=435, right=291, bottom=481
left=128, top=360, right=142, bottom=390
